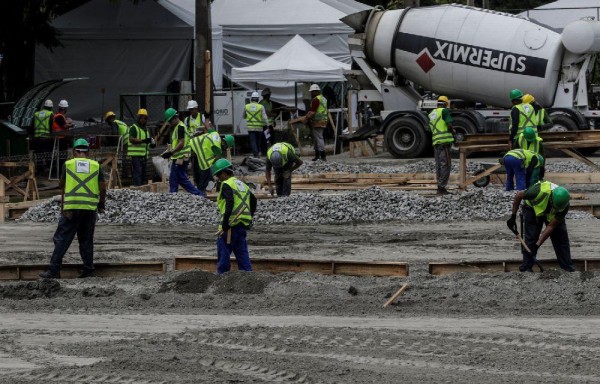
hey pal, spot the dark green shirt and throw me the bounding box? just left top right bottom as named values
left=523, top=183, right=569, bottom=222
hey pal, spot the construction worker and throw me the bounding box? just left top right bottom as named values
left=507, top=181, right=575, bottom=272
left=189, top=127, right=222, bottom=194
left=161, top=108, right=204, bottom=196
left=244, top=91, right=268, bottom=158
left=500, top=148, right=544, bottom=191
left=104, top=111, right=129, bottom=147
left=522, top=94, right=552, bottom=133
left=128, top=109, right=153, bottom=186
left=260, top=88, right=276, bottom=146
left=53, top=99, right=74, bottom=136
left=302, top=84, right=328, bottom=161
left=33, top=99, right=54, bottom=139
left=213, top=158, right=257, bottom=274
left=428, top=95, right=454, bottom=195
left=39, top=138, right=107, bottom=279
left=508, top=89, right=536, bottom=148
left=265, top=142, right=303, bottom=197
left=517, top=126, right=544, bottom=155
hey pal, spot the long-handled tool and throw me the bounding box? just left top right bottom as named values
left=215, top=209, right=246, bottom=245
left=516, top=213, right=544, bottom=272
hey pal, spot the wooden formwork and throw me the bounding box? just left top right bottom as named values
left=429, top=259, right=600, bottom=276
left=0, top=261, right=166, bottom=280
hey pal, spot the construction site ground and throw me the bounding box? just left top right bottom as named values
left=1, top=154, right=600, bottom=383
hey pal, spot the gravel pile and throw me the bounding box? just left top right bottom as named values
left=544, top=162, right=593, bottom=173
left=297, top=160, right=481, bottom=175
left=20, top=188, right=595, bottom=225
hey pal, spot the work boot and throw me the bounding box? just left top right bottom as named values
left=78, top=270, right=95, bottom=278
left=312, top=152, right=320, bottom=161
left=39, top=270, right=60, bottom=279
left=437, top=187, right=450, bottom=195
left=320, top=151, right=327, bottom=161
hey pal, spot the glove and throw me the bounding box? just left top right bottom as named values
left=97, top=201, right=106, bottom=214
left=248, top=219, right=254, bottom=230
left=221, top=223, right=230, bottom=232
left=506, top=214, right=517, bottom=234
left=161, top=151, right=172, bottom=159
left=143, top=138, right=152, bottom=144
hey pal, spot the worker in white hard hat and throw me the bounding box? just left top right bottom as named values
left=260, top=88, right=277, bottom=147
left=244, top=91, right=269, bottom=158
left=128, top=109, right=154, bottom=186
left=185, top=99, right=214, bottom=188
left=302, top=84, right=328, bottom=161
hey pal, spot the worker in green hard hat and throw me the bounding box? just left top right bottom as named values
left=213, top=158, right=257, bottom=274
left=507, top=181, right=575, bottom=272
left=189, top=125, right=222, bottom=194
left=508, top=89, right=536, bottom=149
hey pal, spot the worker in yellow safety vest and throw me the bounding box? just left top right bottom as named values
left=508, top=89, right=536, bottom=148
left=128, top=109, right=155, bottom=186
left=428, top=95, right=455, bottom=195
left=302, top=84, right=328, bottom=161
left=522, top=94, right=553, bottom=133
left=39, top=138, right=107, bottom=279
left=265, top=142, right=303, bottom=197
left=244, top=92, right=269, bottom=158
left=500, top=148, right=544, bottom=191
left=189, top=128, right=224, bottom=194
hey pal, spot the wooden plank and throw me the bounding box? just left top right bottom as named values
left=174, top=257, right=408, bottom=277
left=0, top=262, right=166, bottom=281
left=429, top=259, right=592, bottom=275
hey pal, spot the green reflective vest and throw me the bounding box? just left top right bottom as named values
left=510, top=103, right=536, bottom=137
left=127, top=124, right=149, bottom=157
left=314, top=95, right=328, bottom=122
left=504, top=149, right=539, bottom=168
left=245, top=102, right=265, bottom=131
left=185, top=114, right=204, bottom=137
left=517, top=135, right=543, bottom=154
left=171, top=122, right=191, bottom=159
left=190, top=131, right=222, bottom=170
left=217, top=177, right=253, bottom=229
left=267, top=142, right=295, bottom=168
left=525, top=181, right=566, bottom=222
left=33, top=110, right=52, bottom=138
left=260, top=99, right=273, bottom=125
left=428, top=108, right=454, bottom=145
left=63, top=158, right=100, bottom=211
left=115, top=120, right=129, bottom=142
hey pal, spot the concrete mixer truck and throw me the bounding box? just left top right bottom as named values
left=342, top=4, right=600, bottom=158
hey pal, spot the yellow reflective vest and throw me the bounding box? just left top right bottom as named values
left=171, top=122, right=191, bottom=159
left=63, top=158, right=100, bottom=211
left=428, top=108, right=454, bottom=145
left=33, top=110, right=52, bottom=138
left=190, top=131, right=222, bottom=170
left=217, top=177, right=253, bottom=229
left=127, top=124, right=149, bottom=157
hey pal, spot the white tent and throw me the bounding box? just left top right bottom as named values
left=521, top=1, right=600, bottom=31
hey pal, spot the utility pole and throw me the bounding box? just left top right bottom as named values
left=195, top=0, right=213, bottom=116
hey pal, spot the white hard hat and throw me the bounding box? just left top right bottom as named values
left=251, top=92, right=260, bottom=99
left=309, top=84, right=320, bottom=92
left=58, top=99, right=69, bottom=108
left=187, top=100, right=199, bottom=109
left=43, top=99, right=53, bottom=108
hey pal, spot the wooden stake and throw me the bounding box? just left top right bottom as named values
left=383, top=283, right=409, bottom=308
left=204, top=50, right=212, bottom=113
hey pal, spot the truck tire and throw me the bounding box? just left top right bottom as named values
left=384, top=117, right=428, bottom=158
left=450, top=116, right=477, bottom=157
left=548, top=115, right=577, bottom=132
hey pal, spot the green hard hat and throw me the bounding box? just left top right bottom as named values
left=523, top=127, right=536, bottom=142
left=73, top=138, right=90, bottom=151
left=213, top=158, right=232, bottom=175
left=509, top=89, right=524, bottom=100
left=224, top=135, right=235, bottom=148
left=552, top=186, right=570, bottom=211
left=164, top=108, right=178, bottom=122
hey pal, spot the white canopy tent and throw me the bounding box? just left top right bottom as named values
left=521, top=0, right=600, bottom=31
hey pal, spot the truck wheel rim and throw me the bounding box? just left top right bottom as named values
left=393, top=128, right=415, bottom=151
left=548, top=124, right=568, bottom=132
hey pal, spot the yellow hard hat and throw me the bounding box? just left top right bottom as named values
left=137, top=108, right=148, bottom=116
left=522, top=94, right=535, bottom=104
left=438, top=95, right=449, bottom=103
left=104, top=111, right=116, bottom=120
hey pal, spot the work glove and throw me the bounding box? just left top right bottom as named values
left=161, top=151, right=172, bottom=159
left=143, top=137, right=152, bottom=144
left=506, top=214, right=517, bottom=234
left=97, top=201, right=106, bottom=214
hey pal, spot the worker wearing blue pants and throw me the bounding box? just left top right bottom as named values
left=503, top=153, right=526, bottom=191
left=501, top=149, right=541, bottom=191
left=169, top=161, right=204, bottom=196
left=213, top=158, right=257, bottom=274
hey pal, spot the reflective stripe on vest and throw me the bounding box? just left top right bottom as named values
left=217, top=177, right=252, bottom=229
left=115, top=120, right=129, bottom=142
left=517, top=135, right=543, bottom=154
left=314, top=95, right=328, bottom=122
left=260, top=100, right=273, bottom=125
left=516, top=103, right=536, bottom=136
left=190, top=132, right=221, bottom=170
left=63, top=158, right=100, bottom=211
left=127, top=124, right=149, bottom=157
left=245, top=103, right=265, bottom=130
left=267, top=142, right=294, bottom=168
left=185, top=114, right=204, bottom=137
left=428, top=108, right=454, bottom=146
left=52, top=112, right=67, bottom=133
left=171, top=122, right=191, bottom=159
left=525, top=181, right=562, bottom=221
left=33, top=110, right=52, bottom=138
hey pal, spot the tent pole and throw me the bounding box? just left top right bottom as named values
left=295, top=82, right=298, bottom=110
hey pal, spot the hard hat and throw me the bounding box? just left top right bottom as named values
left=104, top=111, right=116, bottom=120
left=309, top=84, right=320, bottom=92
left=261, top=88, right=271, bottom=96
left=437, top=95, right=449, bottom=103
left=164, top=108, right=178, bottom=122
left=224, top=135, right=235, bottom=148
left=522, top=94, right=535, bottom=104
left=523, top=127, right=536, bottom=142
left=58, top=99, right=69, bottom=108
left=137, top=108, right=148, bottom=117
left=251, top=92, right=260, bottom=100
left=269, top=150, right=283, bottom=169
left=73, top=138, right=90, bottom=151
left=213, top=158, right=233, bottom=175
left=509, top=89, right=523, bottom=101
left=552, top=186, right=570, bottom=211
left=186, top=100, right=199, bottom=109
left=43, top=99, right=53, bottom=108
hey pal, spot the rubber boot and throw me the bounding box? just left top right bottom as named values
left=312, top=151, right=320, bottom=161
left=320, top=151, right=327, bottom=161
left=437, top=187, right=450, bottom=195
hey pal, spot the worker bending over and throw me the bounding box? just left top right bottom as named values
left=189, top=127, right=222, bottom=194
left=302, top=84, right=328, bottom=161
left=265, top=142, right=304, bottom=197
left=508, top=181, right=575, bottom=272
left=427, top=95, right=454, bottom=195
left=500, top=148, right=544, bottom=191
left=213, top=159, right=257, bottom=274
left=508, top=89, right=536, bottom=148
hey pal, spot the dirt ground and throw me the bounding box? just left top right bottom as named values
left=1, top=154, right=600, bottom=383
